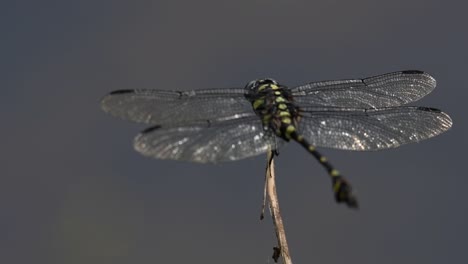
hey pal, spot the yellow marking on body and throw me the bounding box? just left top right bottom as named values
left=253, top=98, right=264, bottom=109
left=271, top=84, right=279, bottom=90
left=285, top=125, right=296, bottom=139
left=281, top=117, right=292, bottom=124
left=262, top=114, right=272, bottom=125
left=275, top=96, right=286, bottom=103
left=308, top=145, right=316, bottom=152
left=320, top=156, right=327, bottom=163
left=258, top=84, right=269, bottom=91
left=330, top=169, right=340, bottom=177
left=278, top=103, right=287, bottom=110
left=279, top=111, right=290, bottom=117
left=274, top=91, right=281, bottom=95
left=333, top=182, right=341, bottom=192
left=297, top=135, right=304, bottom=142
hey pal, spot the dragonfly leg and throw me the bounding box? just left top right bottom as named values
left=293, top=133, right=359, bottom=209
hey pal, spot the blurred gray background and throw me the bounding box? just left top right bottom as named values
left=2, top=0, right=467, bottom=263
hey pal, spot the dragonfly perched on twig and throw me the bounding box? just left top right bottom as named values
left=101, top=70, right=452, bottom=208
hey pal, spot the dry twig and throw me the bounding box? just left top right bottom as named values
left=261, top=150, right=293, bottom=264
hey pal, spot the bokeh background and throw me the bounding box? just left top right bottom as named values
left=2, top=1, right=467, bottom=263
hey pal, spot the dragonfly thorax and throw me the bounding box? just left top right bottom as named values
left=244, top=79, right=299, bottom=141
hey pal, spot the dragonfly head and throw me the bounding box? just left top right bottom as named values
left=245, top=78, right=279, bottom=91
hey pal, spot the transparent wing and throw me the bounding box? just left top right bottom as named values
left=134, top=116, right=284, bottom=163
left=101, top=88, right=252, bottom=126
left=291, top=71, right=436, bottom=108
left=296, top=106, right=452, bottom=151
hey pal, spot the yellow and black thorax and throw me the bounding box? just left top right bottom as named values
left=244, top=79, right=299, bottom=141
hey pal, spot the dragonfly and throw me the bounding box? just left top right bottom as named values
left=101, top=70, right=452, bottom=208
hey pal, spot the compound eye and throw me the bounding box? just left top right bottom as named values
left=263, top=78, right=278, bottom=85
left=245, top=80, right=258, bottom=90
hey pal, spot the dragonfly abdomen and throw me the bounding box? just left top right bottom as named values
left=289, top=130, right=359, bottom=208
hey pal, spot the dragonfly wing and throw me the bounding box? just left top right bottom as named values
left=296, top=106, right=452, bottom=151
left=291, top=71, right=436, bottom=108
left=101, top=88, right=252, bottom=126
left=134, top=116, right=284, bottom=163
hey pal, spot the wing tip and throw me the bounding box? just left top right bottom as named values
left=100, top=90, right=135, bottom=112
left=401, top=70, right=435, bottom=80
left=401, top=70, right=425, bottom=74
left=99, top=95, right=112, bottom=113
left=140, top=125, right=162, bottom=134
left=109, top=89, right=135, bottom=95
left=100, top=90, right=150, bottom=123
left=416, top=107, right=453, bottom=130
left=401, top=70, right=437, bottom=89
left=400, top=70, right=435, bottom=79
left=416, top=106, right=441, bottom=113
